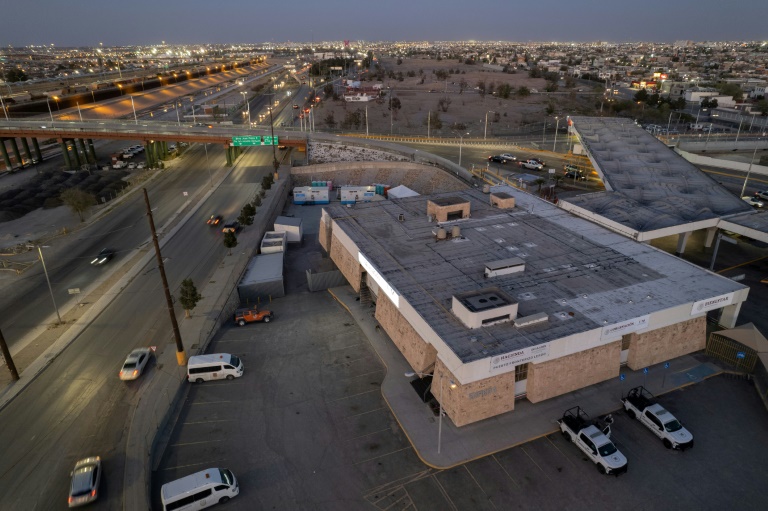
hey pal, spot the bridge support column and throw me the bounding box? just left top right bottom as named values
left=59, top=139, right=72, bottom=170
left=162, top=141, right=168, bottom=159
left=154, top=141, right=162, bottom=163
left=144, top=142, right=153, bottom=168
left=675, top=231, right=691, bottom=256
left=9, top=138, right=22, bottom=168
left=32, top=138, right=43, bottom=162
left=0, top=139, right=12, bottom=171
left=86, top=139, right=97, bottom=162
left=225, top=145, right=233, bottom=167
left=20, top=138, right=32, bottom=164
left=70, top=139, right=83, bottom=168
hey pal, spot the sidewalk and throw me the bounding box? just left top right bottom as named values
left=328, top=285, right=724, bottom=469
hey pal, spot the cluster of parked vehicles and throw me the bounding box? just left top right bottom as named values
left=557, top=386, right=693, bottom=476
left=487, top=154, right=547, bottom=171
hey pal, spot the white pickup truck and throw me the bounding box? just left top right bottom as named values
left=621, top=386, right=693, bottom=450
left=557, top=406, right=628, bottom=475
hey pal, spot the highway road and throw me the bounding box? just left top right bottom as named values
left=0, top=145, right=273, bottom=510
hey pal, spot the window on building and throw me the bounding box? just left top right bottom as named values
left=515, top=363, right=528, bottom=382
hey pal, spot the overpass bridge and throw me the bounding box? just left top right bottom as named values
left=0, top=119, right=307, bottom=171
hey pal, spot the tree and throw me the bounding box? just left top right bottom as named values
left=715, top=82, right=743, bottom=101
left=324, top=112, right=337, bottom=129
left=516, top=86, right=530, bottom=97
left=458, top=78, right=468, bottom=94
left=223, top=231, right=238, bottom=255
left=397, top=58, right=403, bottom=65
left=477, top=80, right=486, bottom=100
left=178, top=278, right=202, bottom=318
left=437, top=96, right=451, bottom=112
left=5, top=68, right=28, bottom=82
left=238, top=203, right=256, bottom=226
left=262, top=173, right=274, bottom=191
left=323, top=83, right=333, bottom=96
left=755, top=99, right=768, bottom=116
left=424, top=110, right=443, bottom=130
left=634, top=89, right=649, bottom=102
left=535, top=178, right=546, bottom=193
left=60, top=188, right=96, bottom=222
left=389, top=97, right=401, bottom=116
left=497, top=83, right=512, bottom=99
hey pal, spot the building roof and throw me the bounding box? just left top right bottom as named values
left=241, top=252, right=283, bottom=285
left=566, top=117, right=752, bottom=235
left=326, top=188, right=746, bottom=364
left=275, top=215, right=303, bottom=227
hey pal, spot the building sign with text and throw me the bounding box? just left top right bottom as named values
left=601, top=314, right=650, bottom=341
left=691, top=293, right=733, bottom=315
left=489, top=344, right=549, bottom=375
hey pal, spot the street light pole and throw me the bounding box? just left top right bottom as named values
left=240, top=91, right=251, bottom=128
left=667, top=111, right=673, bottom=136
left=37, top=246, right=62, bottom=325
left=130, top=96, right=138, bottom=124
left=46, top=97, right=54, bottom=122
left=553, top=116, right=560, bottom=152
left=175, top=102, right=181, bottom=127
left=739, top=140, right=762, bottom=197
left=269, top=107, right=278, bottom=174
left=485, top=111, right=494, bottom=140
left=736, top=118, right=744, bottom=143
left=704, top=123, right=714, bottom=150
left=366, top=105, right=369, bottom=136
left=76, top=102, right=83, bottom=122
left=203, top=143, right=212, bottom=189
left=0, top=94, right=9, bottom=120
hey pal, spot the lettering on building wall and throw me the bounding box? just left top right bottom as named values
left=600, top=314, right=650, bottom=341
left=469, top=386, right=497, bottom=400
left=691, top=293, right=733, bottom=316
left=489, top=344, right=549, bottom=374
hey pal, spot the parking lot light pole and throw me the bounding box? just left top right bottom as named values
left=37, top=245, right=62, bottom=325
left=405, top=371, right=456, bottom=454
left=553, top=117, right=560, bottom=152
left=667, top=112, right=673, bottom=137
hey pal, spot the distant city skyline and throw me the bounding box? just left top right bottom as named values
left=2, top=0, right=767, bottom=47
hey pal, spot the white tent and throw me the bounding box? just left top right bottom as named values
left=387, top=185, right=420, bottom=199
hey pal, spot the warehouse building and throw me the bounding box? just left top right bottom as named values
left=319, top=187, right=749, bottom=426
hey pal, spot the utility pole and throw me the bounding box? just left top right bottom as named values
left=0, top=328, right=20, bottom=380
left=143, top=188, right=186, bottom=366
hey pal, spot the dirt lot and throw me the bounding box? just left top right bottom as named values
left=312, top=57, right=603, bottom=136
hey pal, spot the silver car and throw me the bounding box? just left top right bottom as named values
left=119, top=348, right=152, bottom=381
left=68, top=457, right=101, bottom=507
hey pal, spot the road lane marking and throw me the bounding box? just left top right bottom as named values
left=184, top=419, right=236, bottom=425
left=353, top=446, right=413, bottom=466
left=339, top=369, right=384, bottom=381
left=346, top=427, right=392, bottom=441
left=170, top=439, right=224, bottom=447
left=162, top=458, right=228, bottom=471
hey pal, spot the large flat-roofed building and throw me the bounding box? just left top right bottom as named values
left=319, top=187, right=749, bottom=426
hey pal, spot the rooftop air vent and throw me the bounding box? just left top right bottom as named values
left=485, top=257, right=525, bottom=278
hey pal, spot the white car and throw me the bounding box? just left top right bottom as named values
left=519, top=159, right=544, bottom=171
left=127, top=162, right=137, bottom=169
left=136, top=162, right=146, bottom=170
left=754, top=190, right=768, bottom=201
left=500, top=153, right=517, bottom=162
left=119, top=348, right=152, bottom=380
left=742, top=196, right=764, bottom=208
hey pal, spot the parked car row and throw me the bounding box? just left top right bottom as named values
left=558, top=386, right=693, bottom=476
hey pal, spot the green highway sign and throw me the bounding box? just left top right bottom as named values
left=231, top=135, right=279, bottom=147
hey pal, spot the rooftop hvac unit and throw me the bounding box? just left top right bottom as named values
left=398, top=213, right=405, bottom=222
left=451, top=225, right=461, bottom=238
left=436, top=228, right=447, bottom=240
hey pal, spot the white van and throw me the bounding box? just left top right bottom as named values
left=187, top=354, right=243, bottom=383
left=161, top=467, right=239, bottom=511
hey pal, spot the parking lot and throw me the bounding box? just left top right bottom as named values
left=153, top=203, right=768, bottom=511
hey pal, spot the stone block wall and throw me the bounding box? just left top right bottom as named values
left=375, top=293, right=436, bottom=373
left=437, top=359, right=516, bottom=427
left=329, top=232, right=362, bottom=292
left=526, top=341, right=621, bottom=403
left=291, top=162, right=466, bottom=195
left=319, top=213, right=332, bottom=253
left=490, top=193, right=516, bottom=209
left=426, top=200, right=470, bottom=222
left=626, top=316, right=706, bottom=370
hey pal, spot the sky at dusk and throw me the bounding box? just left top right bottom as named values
left=2, top=0, right=766, bottom=47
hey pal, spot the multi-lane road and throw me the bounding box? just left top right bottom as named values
left=0, top=143, right=273, bottom=510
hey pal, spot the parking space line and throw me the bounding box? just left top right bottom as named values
left=345, top=427, right=392, bottom=441
left=170, top=439, right=224, bottom=447
left=462, top=465, right=499, bottom=510
left=492, top=454, right=520, bottom=489
left=184, top=419, right=236, bottom=425
left=340, top=369, right=384, bottom=381
left=353, top=446, right=413, bottom=466
left=161, top=458, right=228, bottom=471
left=335, top=343, right=363, bottom=350
left=217, top=338, right=253, bottom=343
left=521, top=445, right=552, bottom=482
left=329, top=389, right=380, bottom=402
left=432, top=475, right=459, bottom=511
left=345, top=407, right=385, bottom=419
left=544, top=436, right=578, bottom=469
left=189, top=400, right=233, bottom=405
